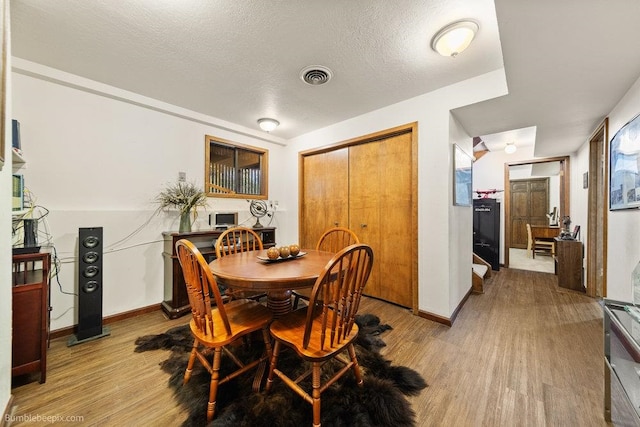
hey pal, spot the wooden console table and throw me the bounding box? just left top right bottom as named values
left=554, top=238, right=584, bottom=292
left=12, top=252, right=51, bottom=383
left=162, top=227, right=276, bottom=319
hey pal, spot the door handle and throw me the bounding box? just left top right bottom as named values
left=360, top=224, right=367, bottom=228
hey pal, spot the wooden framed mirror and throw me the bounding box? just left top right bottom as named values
left=503, top=156, right=570, bottom=268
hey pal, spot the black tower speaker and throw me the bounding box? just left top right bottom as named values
left=75, top=227, right=108, bottom=342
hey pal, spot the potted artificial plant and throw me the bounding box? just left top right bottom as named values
left=156, top=181, right=208, bottom=232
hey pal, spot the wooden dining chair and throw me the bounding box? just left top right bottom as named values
left=215, top=227, right=267, bottom=301
left=292, top=227, right=360, bottom=309
left=266, top=243, right=374, bottom=427
left=526, top=223, right=555, bottom=258
left=175, top=239, right=273, bottom=422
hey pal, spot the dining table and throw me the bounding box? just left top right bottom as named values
left=208, top=249, right=335, bottom=317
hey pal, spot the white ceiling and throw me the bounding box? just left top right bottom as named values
left=10, top=1, right=640, bottom=156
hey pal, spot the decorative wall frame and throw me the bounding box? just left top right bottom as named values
left=0, top=0, right=8, bottom=170
left=609, top=113, right=640, bottom=210
left=453, top=144, right=473, bottom=206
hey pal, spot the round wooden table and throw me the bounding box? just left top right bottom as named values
left=209, top=249, right=334, bottom=317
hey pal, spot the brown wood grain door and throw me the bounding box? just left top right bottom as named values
left=587, top=119, right=607, bottom=297
left=300, top=148, right=349, bottom=249
left=349, top=132, right=412, bottom=307
left=509, top=178, right=549, bottom=248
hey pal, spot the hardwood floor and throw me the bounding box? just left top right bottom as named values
left=8, top=268, right=609, bottom=426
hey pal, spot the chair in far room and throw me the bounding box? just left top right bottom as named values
left=292, top=226, right=360, bottom=309
left=175, top=239, right=273, bottom=422
left=526, top=224, right=555, bottom=258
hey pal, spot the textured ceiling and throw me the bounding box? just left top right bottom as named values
left=10, top=0, right=501, bottom=140
left=456, top=0, right=640, bottom=157
left=10, top=1, right=640, bottom=155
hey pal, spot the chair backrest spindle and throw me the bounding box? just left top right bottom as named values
left=315, top=227, right=360, bottom=253
left=216, top=227, right=264, bottom=258
left=176, top=239, right=232, bottom=337
left=303, top=244, right=373, bottom=350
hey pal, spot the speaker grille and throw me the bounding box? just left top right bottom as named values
left=78, top=227, right=104, bottom=341
left=82, top=280, right=100, bottom=293
left=83, top=236, right=100, bottom=248
left=83, top=251, right=99, bottom=264
left=82, top=265, right=99, bottom=278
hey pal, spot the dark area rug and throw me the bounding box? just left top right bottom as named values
left=135, top=314, right=427, bottom=427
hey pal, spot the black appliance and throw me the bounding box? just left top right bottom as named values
left=473, top=198, right=500, bottom=271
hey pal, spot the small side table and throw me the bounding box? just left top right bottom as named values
left=12, top=251, right=51, bottom=384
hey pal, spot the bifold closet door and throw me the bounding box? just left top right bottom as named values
left=349, top=132, right=412, bottom=307
left=300, top=148, right=349, bottom=249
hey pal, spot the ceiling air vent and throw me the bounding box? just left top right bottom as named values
left=299, top=65, right=333, bottom=86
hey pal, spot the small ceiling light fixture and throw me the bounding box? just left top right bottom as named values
left=257, top=118, right=280, bottom=132
left=431, top=20, right=479, bottom=57
left=505, top=142, right=517, bottom=154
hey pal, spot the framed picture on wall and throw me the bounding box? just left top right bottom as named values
left=609, top=113, right=640, bottom=210
left=453, top=144, right=473, bottom=206
left=0, top=0, right=8, bottom=170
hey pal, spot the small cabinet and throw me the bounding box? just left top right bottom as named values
left=12, top=252, right=51, bottom=384
left=162, top=227, right=276, bottom=319
left=473, top=198, right=500, bottom=271
left=554, top=238, right=584, bottom=292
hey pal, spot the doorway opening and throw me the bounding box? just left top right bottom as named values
left=504, top=156, right=571, bottom=271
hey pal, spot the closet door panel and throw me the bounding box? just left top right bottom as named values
left=300, top=148, right=349, bottom=248
left=378, top=133, right=412, bottom=306
left=349, top=142, right=382, bottom=297
left=349, top=132, right=412, bottom=307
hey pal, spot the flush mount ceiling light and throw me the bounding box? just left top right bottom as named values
left=505, top=142, right=517, bottom=154
left=431, top=20, right=479, bottom=57
left=257, top=118, right=280, bottom=132
left=299, top=65, right=333, bottom=86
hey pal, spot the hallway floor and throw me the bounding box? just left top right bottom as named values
left=509, top=247, right=555, bottom=273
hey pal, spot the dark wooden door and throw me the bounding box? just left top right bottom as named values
left=510, top=178, right=549, bottom=248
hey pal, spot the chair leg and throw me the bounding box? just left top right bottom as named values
left=312, top=362, right=321, bottom=427
left=207, top=348, right=222, bottom=422
left=261, top=327, right=273, bottom=360
left=347, top=343, right=363, bottom=386
left=265, top=341, right=281, bottom=392
left=183, top=339, right=198, bottom=385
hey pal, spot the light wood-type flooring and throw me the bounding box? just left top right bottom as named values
left=8, top=268, right=611, bottom=426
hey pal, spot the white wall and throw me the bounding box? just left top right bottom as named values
left=283, top=69, right=508, bottom=318
left=11, top=64, right=290, bottom=332
left=0, top=1, right=12, bottom=412
left=604, top=74, right=640, bottom=301
left=571, top=144, right=590, bottom=275
left=448, top=115, right=474, bottom=314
